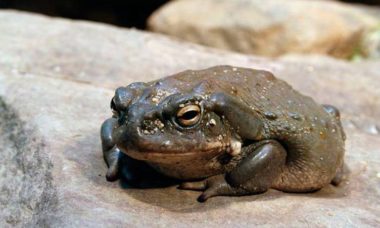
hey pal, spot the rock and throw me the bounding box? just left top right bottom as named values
left=360, top=25, right=380, bottom=59
left=355, top=5, right=380, bottom=59
left=1, top=11, right=380, bottom=227
left=148, top=0, right=378, bottom=58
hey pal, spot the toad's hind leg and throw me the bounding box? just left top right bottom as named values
left=323, top=104, right=346, bottom=141
left=179, top=140, right=287, bottom=202
left=331, top=162, right=347, bottom=186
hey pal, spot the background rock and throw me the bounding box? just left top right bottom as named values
left=360, top=26, right=380, bottom=59
left=0, top=11, right=379, bottom=227
left=148, top=0, right=379, bottom=59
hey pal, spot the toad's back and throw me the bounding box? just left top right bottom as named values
left=158, top=65, right=345, bottom=191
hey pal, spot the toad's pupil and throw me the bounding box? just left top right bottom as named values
left=180, top=110, right=199, bottom=120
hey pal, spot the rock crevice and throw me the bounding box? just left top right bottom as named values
left=0, top=98, right=59, bottom=227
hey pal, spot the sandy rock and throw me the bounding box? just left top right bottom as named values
left=148, top=0, right=378, bottom=58
left=1, top=11, right=380, bottom=227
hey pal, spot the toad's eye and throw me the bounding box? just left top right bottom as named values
left=176, top=104, right=201, bottom=127
left=110, top=99, right=119, bottom=117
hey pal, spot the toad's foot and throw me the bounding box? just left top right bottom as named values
left=179, top=175, right=250, bottom=202
left=105, top=146, right=121, bottom=181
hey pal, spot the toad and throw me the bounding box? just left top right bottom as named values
left=101, top=66, right=345, bottom=202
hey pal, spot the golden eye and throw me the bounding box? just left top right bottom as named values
left=176, top=104, right=201, bottom=127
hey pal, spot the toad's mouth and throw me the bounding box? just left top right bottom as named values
left=122, top=148, right=223, bottom=163
left=119, top=139, right=242, bottom=164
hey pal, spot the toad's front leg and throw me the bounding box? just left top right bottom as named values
left=101, top=118, right=122, bottom=181
left=179, top=140, right=286, bottom=202
left=101, top=117, right=143, bottom=183
left=101, top=117, right=176, bottom=186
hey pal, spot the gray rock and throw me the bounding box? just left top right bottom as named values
left=0, top=10, right=379, bottom=227
left=0, top=100, right=59, bottom=227
left=148, top=0, right=379, bottom=59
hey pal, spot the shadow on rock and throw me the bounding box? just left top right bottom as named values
left=125, top=187, right=288, bottom=213
left=117, top=153, right=180, bottom=189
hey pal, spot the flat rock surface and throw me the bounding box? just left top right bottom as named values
left=148, top=0, right=379, bottom=58
left=0, top=11, right=379, bottom=227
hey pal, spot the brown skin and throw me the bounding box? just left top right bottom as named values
left=101, top=66, right=345, bottom=202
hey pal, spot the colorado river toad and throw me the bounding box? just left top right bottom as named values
left=101, top=66, right=345, bottom=202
